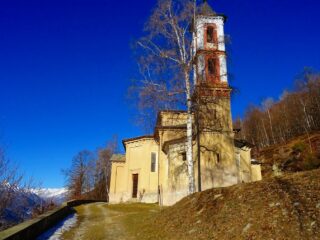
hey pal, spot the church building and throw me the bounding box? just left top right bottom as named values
left=109, top=3, right=262, bottom=206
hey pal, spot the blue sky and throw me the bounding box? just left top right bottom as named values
left=0, top=0, right=319, bottom=188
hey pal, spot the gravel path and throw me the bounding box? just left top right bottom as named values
left=61, top=202, right=133, bottom=240
left=38, top=202, right=159, bottom=240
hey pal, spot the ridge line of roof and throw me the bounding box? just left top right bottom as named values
left=122, top=135, right=154, bottom=144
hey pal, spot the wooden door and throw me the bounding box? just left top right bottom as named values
left=132, top=174, right=139, bottom=198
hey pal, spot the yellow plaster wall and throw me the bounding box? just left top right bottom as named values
left=109, top=138, right=159, bottom=204
left=238, top=148, right=252, bottom=183
left=251, top=164, right=262, bottom=182
left=199, top=132, right=238, bottom=191
left=159, top=111, right=189, bottom=127
left=109, top=162, right=128, bottom=203
left=126, top=139, right=159, bottom=202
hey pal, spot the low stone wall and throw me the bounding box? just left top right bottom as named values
left=66, top=199, right=106, bottom=208
left=0, top=199, right=107, bottom=240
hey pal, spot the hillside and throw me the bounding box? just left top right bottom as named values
left=139, top=169, right=320, bottom=240
left=254, top=131, right=320, bottom=177
left=0, top=188, right=43, bottom=231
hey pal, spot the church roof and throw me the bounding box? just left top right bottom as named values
left=110, top=154, right=125, bottom=162
left=196, top=1, right=227, bottom=22
left=122, top=135, right=154, bottom=144
left=234, top=139, right=254, bottom=149
left=251, top=159, right=262, bottom=165
left=197, top=1, right=217, bottom=16
left=122, top=135, right=154, bottom=149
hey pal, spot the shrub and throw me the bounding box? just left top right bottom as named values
left=292, top=142, right=307, bottom=153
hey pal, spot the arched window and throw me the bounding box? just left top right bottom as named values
left=208, top=58, right=216, bottom=75
left=206, top=25, right=217, bottom=46
left=206, top=57, right=220, bottom=83
left=207, top=26, right=214, bottom=43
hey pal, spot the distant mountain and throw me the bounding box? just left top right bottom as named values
left=0, top=186, right=43, bottom=231
left=33, top=188, right=68, bottom=205
left=0, top=186, right=69, bottom=231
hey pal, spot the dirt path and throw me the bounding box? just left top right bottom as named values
left=61, top=203, right=159, bottom=240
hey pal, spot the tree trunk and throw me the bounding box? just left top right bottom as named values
left=300, top=98, right=313, bottom=152
left=185, top=70, right=195, bottom=194
left=267, top=109, right=276, bottom=144
left=261, top=120, right=269, bottom=146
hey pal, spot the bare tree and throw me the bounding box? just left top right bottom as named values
left=63, top=137, right=118, bottom=201
left=94, top=136, right=118, bottom=200
left=0, top=145, right=41, bottom=231
left=240, top=69, right=320, bottom=150
left=0, top=147, right=22, bottom=216
left=131, top=0, right=197, bottom=194
left=63, top=150, right=95, bottom=200
left=262, top=98, right=276, bottom=145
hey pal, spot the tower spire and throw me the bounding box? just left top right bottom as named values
left=198, top=0, right=216, bottom=16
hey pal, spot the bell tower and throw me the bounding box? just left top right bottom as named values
left=193, top=1, right=237, bottom=191
left=193, top=1, right=232, bottom=132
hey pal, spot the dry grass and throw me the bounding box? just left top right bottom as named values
left=141, top=169, right=320, bottom=240
left=256, top=131, right=320, bottom=177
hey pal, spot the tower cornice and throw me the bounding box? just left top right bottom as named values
left=194, top=84, right=232, bottom=99
left=195, top=49, right=226, bottom=56
left=196, top=15, right=227, bottom=23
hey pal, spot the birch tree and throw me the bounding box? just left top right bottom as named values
left=132, top=0, right=197, bottom=193
left=262, top=98, right=276, bottom=145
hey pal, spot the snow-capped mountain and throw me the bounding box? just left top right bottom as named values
left=0, top=184, right=68, bottom=231
left=33, top=188, right=68, bottom=205
left=0, top=185, right=43, bottom=230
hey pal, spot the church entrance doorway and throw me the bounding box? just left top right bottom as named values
left=132, top=174, right=139, bottom=198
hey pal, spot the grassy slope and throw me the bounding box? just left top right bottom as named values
left=255, top=131, right=320, bottom=177
left=139, top=170, right=320, bottom=240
